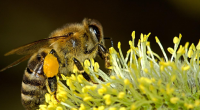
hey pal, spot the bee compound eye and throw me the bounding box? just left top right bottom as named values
left=89, top=25, right=100, bottom=41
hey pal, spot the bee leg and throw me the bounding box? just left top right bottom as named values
left=98, top=44, right=111, bottom=69
left=85, top=44, right=111, bottom=70
left=73, top=58, right=92, bottom=82
left=73, top=58, right=84, bottom=73
left=49, top=49, right=61, bottom=64
left=49, top=49, right=64, bottom=79
left=45, top=76, right=59, bottom=102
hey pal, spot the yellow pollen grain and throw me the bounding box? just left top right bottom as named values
left=184, top=103, right=194, bottom=109
left=94, top=62, right=99, bottom=72
left=118, top=42, right=121, bottom=49
left=90, top=58, right=95, bottom=66
left=84, top=60, right=90, bottom=67
left=67, top=79, right=75, bottom=90
left=82, top=87, right=88, bottom=93
left=185, top=42, right=189, bottom=49
left=124, top=79, right=130, bottom=85
left=147, top=51, right=151, bottom=54
left=119, top=107, right=126, bottom=110
left=91, top=85, right=97, bottom=91
left=110, top=76, right=116, bottom=80
left=109, top=107, right=116, bottom=110
left=98, top=87, right=107, bottom=96
left=127, top=49, right=131, bottom=54
left=39, top=105, right=47, bottom=109
left=109, top=47, right=116, bottom=54
left=103, top=94, right=111, bottom=100
left=106, top=83, right=111, bottom=87
left=177, top=45, right=185, bottom=54
left=118, top=92, right=125, bottom=99
left=170, top=97, right=179, bottom=104
left=173, top=37, right=179, bottom=44
left=182, top=65, right=190, bottom=71
left=60, top=74, right=66, bottom=80
left=140, top=33, right=144, bottom=42
left=131, top=31, right=135, bottom=39
left=196, top=40, right=200, bottom=50
left=138, top=77, right=152, bottom=84
left=56, top=106, right=63, bottom=110
left=47, top=105, right=56, bottom=110
left=143, top=68, right=148, bottom=73
left=83, top=96, right=92, bottom=101
left=139, top=84, right=145, bottom=93
left=167, top=47, right=174, bottom=54
left=155, top=36, right=160, bottom=43
left=144, top=35, right=148, bottom=42
left=93, top=107, right=98, bottom=110
left=77, top=75, right=84, bottom=83
left=146, top=41, right=150, bottom=46
left=191, top=43, right=196, bottom=51
left=67, top=79, right=72, bottom=86
left=71, top=74, right=76, bottom=81
left=107, top=66, right=113, bottom=70
left=129, top=41, right=133, bottom=47
left=79, top=104, right=86, bottom=110
left=188, top=49, right=193, bottom=58
left=179, top=33, right=182, bottom=39
left=98, top=106, right=105, bottom=110
left=105, top=99, right=111, bottom=105
left=117, top=75, right=122, bottom=79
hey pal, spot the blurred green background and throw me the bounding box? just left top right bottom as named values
left=0, top=0, right=200, bottom=110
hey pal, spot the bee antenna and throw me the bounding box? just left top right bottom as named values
left=104, top=37, right=113, bottom=47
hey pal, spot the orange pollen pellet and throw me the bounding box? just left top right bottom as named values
left=43, top=54, right=59, bottom=77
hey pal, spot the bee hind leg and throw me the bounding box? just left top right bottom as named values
left=45, top=76, right=59, bottom=103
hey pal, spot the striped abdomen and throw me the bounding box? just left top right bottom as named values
left=21, top=51, right=48, bottom=110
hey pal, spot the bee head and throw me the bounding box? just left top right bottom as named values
left=83, top=18, right=104, bottom=45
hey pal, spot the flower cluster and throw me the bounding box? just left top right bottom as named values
left=39, top=31, right=200, bottom=110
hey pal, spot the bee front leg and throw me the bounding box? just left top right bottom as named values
left=85, top=44, right=111, bottom=70
left=73, top=58, right=92, bottom=82
left=98, top=44, right=111, bottom=69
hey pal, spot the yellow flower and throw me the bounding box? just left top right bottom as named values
left=39, top=32, right=200, bottom=110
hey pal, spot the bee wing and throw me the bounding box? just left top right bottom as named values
left=5, top=36, right=69, bottom=56
left=5, top=38, right=50, bottom=56
left=0, top=54, right=32, bottom=72
left=1, top=35, right=70, bottom=72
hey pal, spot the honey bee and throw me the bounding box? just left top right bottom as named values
left=1, top=18, right=111, bottom=110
